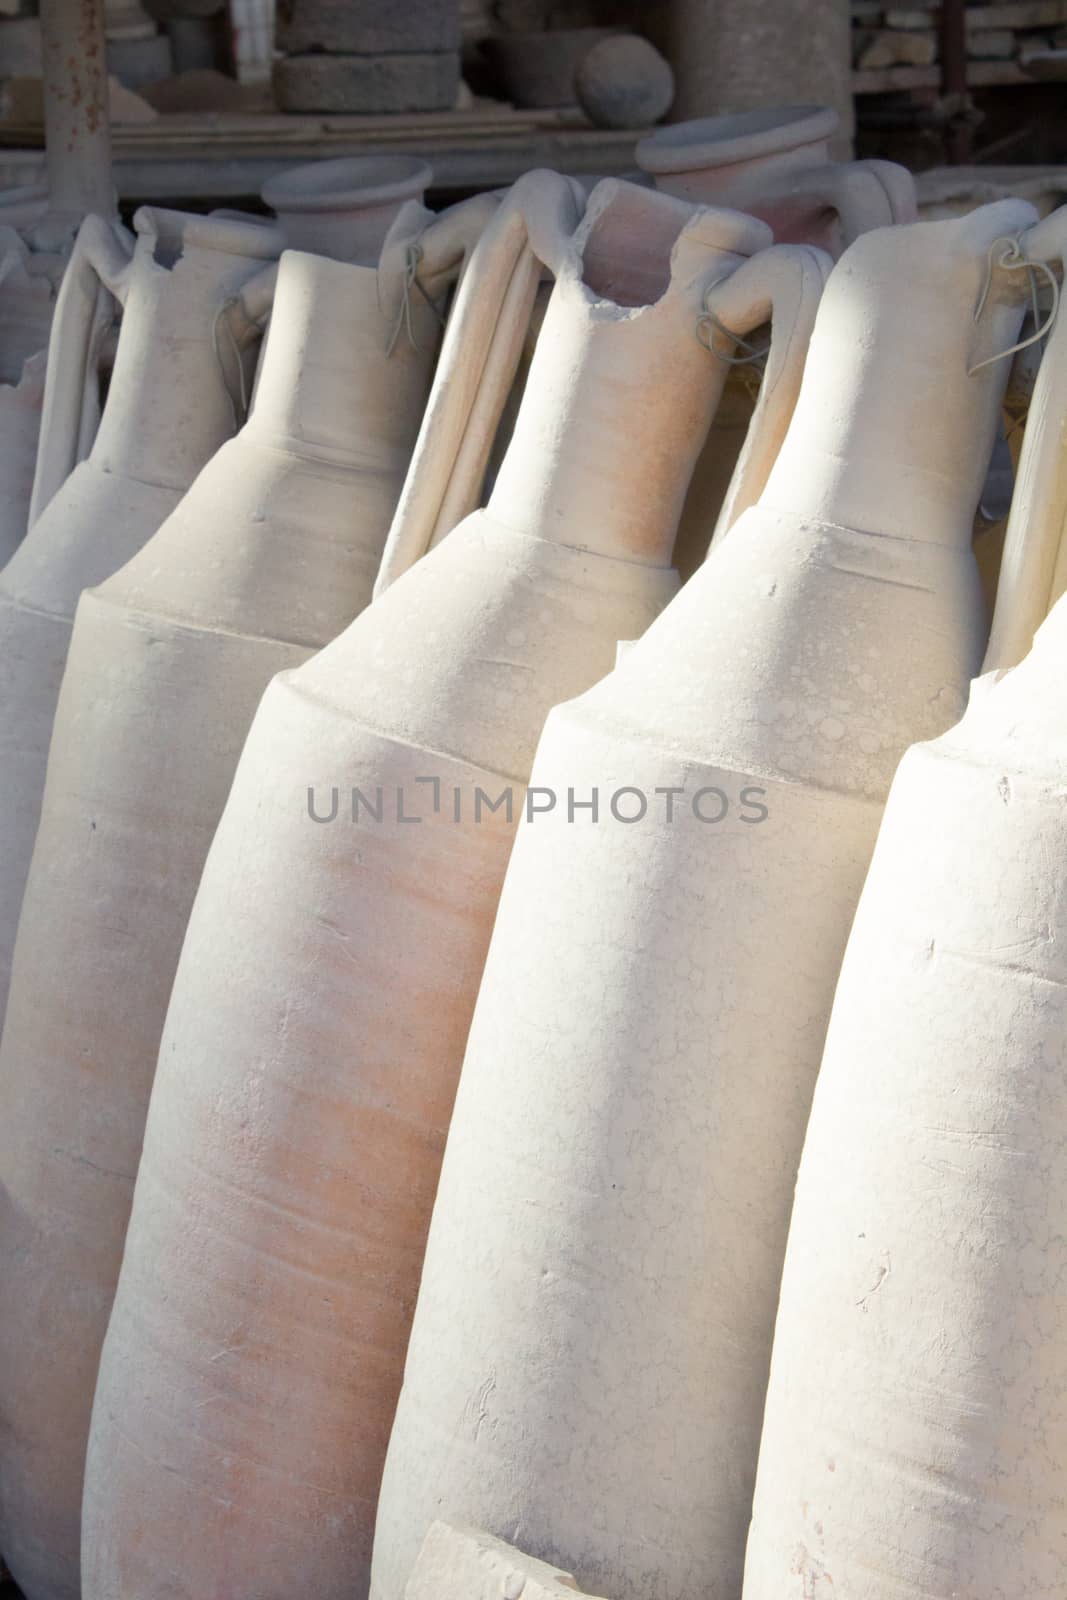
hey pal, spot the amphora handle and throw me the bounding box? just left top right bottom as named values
left=702, top=241, right=832, bottom=550
left=982, top=208, right=1067, bottom=673
left=28, top=213, right=134, bottom=526
left=374, top=169, right=584, bottom=597
left=775, top=160, right=917, bottom=251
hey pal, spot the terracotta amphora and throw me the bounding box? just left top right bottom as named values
left=636, top=105, right=918, bottom=574
left=0, top=222, right=55, bottom=564
left=367, top=199, right=1039, bottom=1600
left=0, top=209, right=282, bottom=1600
left=636, top=104, right=916, bottom=252
left=262, top=153, right=433, bottom=263
left=0, top=208, right=282, bottom=1052
left=0, top=182, right=111, bottom=565
left=80, top=172, right=824, bottom=1600
left=741, top=206, right=1067, bottom=1600
left=0, top=196, right=492, bottom=1600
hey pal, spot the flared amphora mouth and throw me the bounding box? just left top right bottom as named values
left=574, top=176, right=769, bottom=310
left=261, top=156, right=432, bottom=216
left=636, top=105, right=839, bottom=177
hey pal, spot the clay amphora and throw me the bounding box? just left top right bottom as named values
left=0, top=223, right=56, bottom=564
left=0, top=208, right=281, bottom=1056
left=0, top=185, right=108, bottom=564
left=636, top=103, right=917, bottom=251
left=0, top=195, right=488, bottom=1600
left=367, top=199, right=1039, bottom=1600
left=978, top=213, right=1067, bottom=670
left=636, top=105, right=918, bottom=573
left=262, top=153, right=433, bottom=262
left=741, top=208, right=1067, bottom=1600
left=0, top=211, right=281, bottom=1600
left=740, top=676, right=1067, bottom=1592
left=81, top=172, right=823, bottom=1600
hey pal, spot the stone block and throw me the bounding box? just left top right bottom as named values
left=273, top=49, right=460, bottom=111
left=276, top=0, right=460, bottom=56
left=404, top=1522, right=611, bottom=1600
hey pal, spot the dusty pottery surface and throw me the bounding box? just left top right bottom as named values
left=636, top=104, right=917, bottom=252
left=81, top=175, right=816, bottom=1600
left=0, top=209, right=280, bottom=1051
left=979, top=211, right=1067, bottom=671
left=368, top=201, right=1037, bottom=1600
left=0, top=218, right=461, bottom=1600
left=0, top=218, right=60, bottom=564
left=0, top=347, right=45, bottom=564
left=636, top=105, right=918, bottom=580
left=405, top=1522, right=609, bottom=1600
left=743, top=591, right=1067, bottom=1600
left=262, top=154, right=432, bottom=263
left=0, top=207, right=282, bottom=1600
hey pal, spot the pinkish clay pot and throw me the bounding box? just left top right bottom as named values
left=637, top=105, right=918, bottom=576
left=369, top=200, right=1037, bottom=1600
left=0, top=209, right=282, bottom=1059
left=636, top=103, right=916, bottom=252
left=744, top=210, right=1067, bottom=1585
left=0, top=194, right=493, bottom=1600
left=262, top=153, right=433, bottom=263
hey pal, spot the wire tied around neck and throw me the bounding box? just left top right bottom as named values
left=385, top=241, right=449, bottom=358
left=211, top=296, right=251, bottom=432
left=968, top=234, right=1060, bottom=377
left=696, top=301, right=769, bottom=367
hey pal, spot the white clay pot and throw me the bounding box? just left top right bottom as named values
left=0, top=202, right=87, bottom=566
left=742, top=203, right=1067, bottom=1600
left=262, top=154, right=434, bottom=263
left=636, top=104, right=919, bottom=576
left=0, top=208, right=282, bottom=1052
left=0, top=227, right=53, bottom=565
left=636, top=103, right=917, bottom=251
left=81, top=172, right=823, bottom=1600
left=0, top=195, right=494, bottom=1600
left=742, top=646, right=1067, bottom=1600
left=0, top=211, right=284, bottom=1600
left=368, top=199, right=1038, bottom=1600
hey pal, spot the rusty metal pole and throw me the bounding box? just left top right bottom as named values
left=38, top=0, right=115, bottom=220
left=940, top=0, right=974, bottom=164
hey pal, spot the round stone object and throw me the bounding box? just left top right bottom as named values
left=575, top=34, right=674, bottom=129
